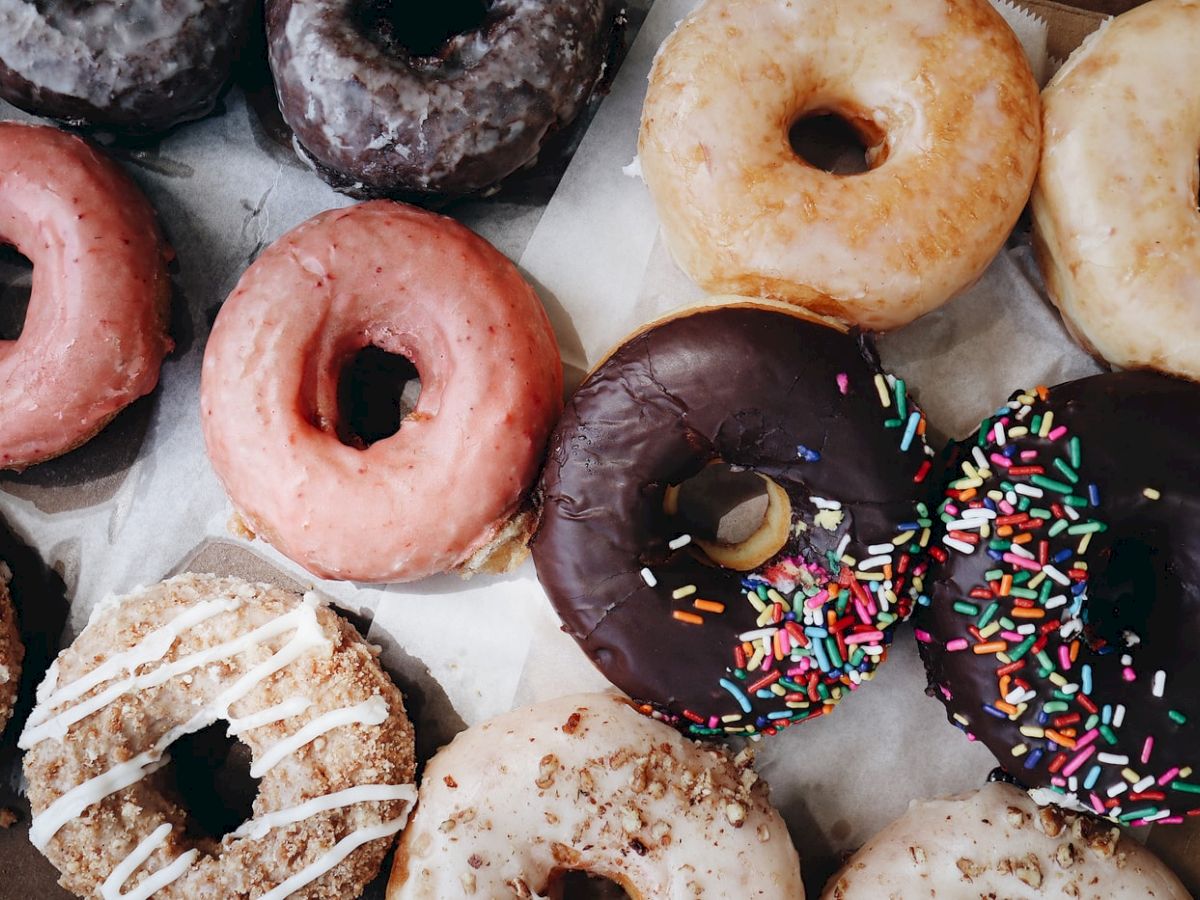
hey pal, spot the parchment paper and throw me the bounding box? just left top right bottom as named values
left=0, top=1, right=1193, bottom=897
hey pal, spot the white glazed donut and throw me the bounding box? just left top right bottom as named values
left=638, top=0, right=1041, bottom=331
left=1033, top=0, right=1200, bottom=381
left=387, top=692, right=804, bottom=899
left=821, top=782, right=1190, bottom=899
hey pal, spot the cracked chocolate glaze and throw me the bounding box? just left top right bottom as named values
left=919, top=372, right=1200, bottom=823
left=533, top=304, right=936, bottom=738
left=266, top=0, right=621, bottom=200
left=0, top=0, right=255, bottom=133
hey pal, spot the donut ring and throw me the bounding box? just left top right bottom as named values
left=0, top=559, right=21, bottom=736
left=921, top=373, right=1200, bottom=826
left=638, top=0, right=1041, bottom=331
left=266, top=0, right=619, bottom=199
left=386, top=692, right=804, bottom=898
left=0, top=0, right=256, bottom=132
left=0, top=122, right=172, bottom=470
left=822, top=782, right=1190, bottom=899
left=1032, top=0, right=1200, bottom=382
left=201, top=201, right=562, bottom=582
left=534, top=301, right=935, bottom=739
left=21, top=574, right=416, bottom=900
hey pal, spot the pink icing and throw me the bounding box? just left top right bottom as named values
left=0, top=122, right=171, bottom=469
left=200, top=201, right=562, bottom=582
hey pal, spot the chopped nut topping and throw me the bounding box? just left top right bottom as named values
left=536, top=754, right=560, bottom=789
left=724, top=801, right=747, bottom=828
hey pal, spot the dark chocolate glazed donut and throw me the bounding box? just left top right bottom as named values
left=533, top=302, right=937, bottom=739
left=266, top=0, right=621, bottom=199
left=919, top=372, right=1200, bottom=825
left=0, top=0, right=255, bottom=133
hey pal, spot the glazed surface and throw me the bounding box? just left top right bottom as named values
left=0, top=122, right=172, bottom=470
left=267, top=0, right=618, bottom=198
left=1033, top=0, right=1200, bottom=381
left=201, top=201, right=562, bottom=582
left=920, top=372, right=1200, bottom=826
left=639, top=0, right=1041, bottom=330
left=534, top=304, right=935, bottom=738
left=0, top=0, right=255, bottom=131
left=388, top=692, right=804, bottom=899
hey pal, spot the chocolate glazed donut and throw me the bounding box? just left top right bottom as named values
left=0, top=0, right=256, bottom=133
left=919, top=372, right=1200, bottom=825
left=534, top=302, right=937, bottom=739
left=266, top=0, right=621, bottom=199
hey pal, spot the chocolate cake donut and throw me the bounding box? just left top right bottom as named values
left=266, top=0, right=620, bottom=199
left=534, top=301, right=937, bottom=739
left=920, top=372, right=1200, bottom=826
left=0, top=0, right=256, bottom=133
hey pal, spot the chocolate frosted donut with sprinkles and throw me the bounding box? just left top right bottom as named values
left=533, top=300, right=937, bottom=739
left=919, top=372, right=1200, bottom=826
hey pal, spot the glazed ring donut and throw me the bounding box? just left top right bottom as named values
left=0, top=122, right=172, bottom=470
left=266, top=0, right=620, bottom=199
left=0, top=0, right=256, bottom=132
left=638, top=0, right=1041, bottom=331
left=534, top=301, right=936, bottom=739
left=21, top=574, right=416, bottom=900
left=822, top=782, right=1190, bottom=899
left=201, top=201, right=562, bottom=582
left=387, top=692, right=804, bottom=898
left=1032, top=0, right=1200, bottom=381
left=0, top=559, right=21, bottom=736
left=921, top=372, right=1200, bottom=826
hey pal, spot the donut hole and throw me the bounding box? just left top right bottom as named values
left=157, top=722, right=260, bottom=842
left=352, top=0, right=491, bottom=59
left=548, top=870, right=631, bottom=899
left=336, top=345, right=422, bottom=449
left=788, top=111, right=884, bottom=176
left=0, top=244, right=32, bottom=341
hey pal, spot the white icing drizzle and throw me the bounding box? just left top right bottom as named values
left=101, top=823, right=199, bottom=900
left=226, top=695, right=313, bottom=736
left=259, top=817, right=412, bottom=900
left=233, top=783, right=417, bottom=841
left=250, top=695, right=389, bottom=778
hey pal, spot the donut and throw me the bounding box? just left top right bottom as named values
left=201, top=201, right=562, bottom=582
left=21, top=574, right=416, bottom=899
left=0, top=122, right=172, bottom=470
left=266, top=0, right=620, bottom=199
left=387, top=692, right=804, bottom=898
left=0, top=559, right=21, bottom=735
left=920, top=372, right=1200, bottom=826
left=638, top=0, right=1041, bottom=331
left=533, top=301, right=936, bottom=739
left=822, top=781, right=1190, bottom=899
left=1032, top=0, right=1200, bottom=381
left=0, top=0, right=256, bottom=133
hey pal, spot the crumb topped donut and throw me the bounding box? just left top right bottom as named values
left=22, top=574, right=416, bottom=899
left=0, top=559, right=21, bottom=736
left=1033, top=0, right=1200, bottom=381
left=921, top=373, right=1200, bottom=826
left=0, top=0, right=256, bottom=132
left=0, top=122, right=172, bottom=470
left=201, top=201, right=562, bottom=582
left=534, top=301, right=936, bottom=739
left=266, top=0, right=621, bottom=199
left=638, top=0, right=1041, bottom=330
left=387, top=692, right=804, bottom=899
left=822, top=782, right=1190, bottom=899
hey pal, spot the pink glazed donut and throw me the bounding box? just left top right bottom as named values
left=0, top=122, right=172, bottom=470
left=201, top=201, right=562, bottom=583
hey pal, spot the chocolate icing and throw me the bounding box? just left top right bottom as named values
left=266, top=0, right=621, bottom=200
left=0, top=0, right=255, bottom=133
left=919, top=372, right=1200, bottom=822
left=533, top=305, right=936, bottom=737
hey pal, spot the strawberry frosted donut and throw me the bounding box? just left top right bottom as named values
left=0, top=122, right=172, bottom=470
left=639, top=0, right=1041, bottom=331
left=201, top=201, right=562, bottom=583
